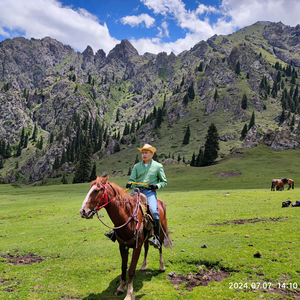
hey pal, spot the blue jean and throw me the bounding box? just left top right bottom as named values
left=134, top=188, right=159, bottom=219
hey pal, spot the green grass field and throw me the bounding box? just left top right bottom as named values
left=1, top=146, right=300, bottom=299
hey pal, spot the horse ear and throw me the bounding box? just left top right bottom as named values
left=104, top=175, right=109, bottom=181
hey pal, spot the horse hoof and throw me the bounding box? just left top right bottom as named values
left=159, top=268, right=166, bottom=273
left=114, top=290, right=124, bottom=296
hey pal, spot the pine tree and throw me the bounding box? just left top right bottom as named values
left=4, top=142, right=11, bottom=158
left=53, top=156, right=60, bottom=170
left=190, top=152, right=196, bottom=166
left=291, top=114, right=295, bottom=127
left=20, top=127, right=25, bottom=148
left=114, top=143, right=121, bottom=152
left=195, top=147, right=203, bottom=167
left=235, top=61, right=241, bottom=75
left=73, top=142, right=93, bottom=183
left=32, top=123, right=38, bottom=142
left=241, top=124, right=248, bottom=138
left=188, top=82, right=195, bottom=100
left=127, top=166, right=132, bottom=176
left=248, top=112, right=255, bottom=129
left=202, top=123, right=220, bottom=166
left=279, top=109, right=286, bottom=124
left=183, top=94, right=189, bottom=106
left=116, top=109, right=120, bottom=122
left=291, top=74, right=296, bottom=84
left=182, top=125, right=190, bottom=144
left=214, top=89, right=218, bottom=101
left=0, top=157, right=4, bottom=169
left=135, top=154, right=139, bottom=164
left=49, top=132, right=54, bottom=144
left=60, top=149, right=67, bottom=165
left=241, top=93, right=248, bottom=110
left=37, top=136, right=43, bottom=150
left=61, top=173, right=68, bottom=184
left=89, top=162, right=97, bottom=181
left=16, top=143, right=22, bottom=157
left=24, top=134, right=28, bottom=148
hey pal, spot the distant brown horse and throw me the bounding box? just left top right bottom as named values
left=271, top=178, right=294, bottom=191
left=79, top=176, right=171, bottom=300
left=271, top=179, right=284, bottom=191
left=281, top=178, right=294, bottom=190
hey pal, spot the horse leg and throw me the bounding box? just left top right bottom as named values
left=140, top=241, right=149, bottom=271
left=159, top=246, right=165, bottom=272
left=158, top=223, right=166, bottom=272
left=124, top=245, right=143, bottom=300
left=114, top=244, right=128, bottom=296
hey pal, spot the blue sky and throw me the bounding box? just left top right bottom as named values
left=0, top=0, right=300, bottom=55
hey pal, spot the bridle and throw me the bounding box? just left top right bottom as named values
left=94, top=181, right=114, bottom=211
left=91, top=181, right=141, bottom=232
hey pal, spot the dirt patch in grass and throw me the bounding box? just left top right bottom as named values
left=168, top=269, right=230, bottom=291
left=214, top=171, right=241, bottom=178
left=267, top=286, right=300, bottom=299
left=1, top=250, right=44, bottom=265
left=212, top=217, right=283, bottom=226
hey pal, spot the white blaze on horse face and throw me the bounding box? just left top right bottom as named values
left=80, top=185, right=97, bottom=213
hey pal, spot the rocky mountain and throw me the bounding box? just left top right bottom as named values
left=1, top=21, right=300, bottom=184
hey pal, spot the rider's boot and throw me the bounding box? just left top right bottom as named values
left=104, top=230, right=116, bottom=242
left=148, top=219, right=161, bottom=249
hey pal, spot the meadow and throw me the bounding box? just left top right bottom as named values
left=1, top=145, right=300, bottom=299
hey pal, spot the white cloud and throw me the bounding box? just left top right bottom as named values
left=133, top=0, right=300, bottom=55
left=157, top=21, right=169, bottom=38
left=220, top=0, right=300, bottom=28
left=162, top=21, right=169, bottom=37
left=0, top=0, right=119, bottom=53
left=121, top=13, right=155, bottom=28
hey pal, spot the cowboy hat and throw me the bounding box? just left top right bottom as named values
left=138, top=143, right=156, bottom=153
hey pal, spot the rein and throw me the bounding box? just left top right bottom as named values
left=93, top=181, right=143, bottom=232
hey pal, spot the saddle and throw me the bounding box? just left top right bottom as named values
left=133, top=190, right=154, bottom=232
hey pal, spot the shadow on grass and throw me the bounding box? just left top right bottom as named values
left=82, top=268, right=162, bottom=300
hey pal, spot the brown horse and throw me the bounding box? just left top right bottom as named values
left=271, top=179, right=284, bottom=191
left=79, top=176, right=171, bottom=300
left=281, top=178, right=294, bottom=190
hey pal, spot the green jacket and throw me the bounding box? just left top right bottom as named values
left=128, top=159, right=167, bottom=190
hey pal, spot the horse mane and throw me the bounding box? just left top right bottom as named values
left=109, top=182, right=137, bottom=214
left=281, top=177, right=288, bottom=184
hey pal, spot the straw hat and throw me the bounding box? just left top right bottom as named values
left=138, top=143, right=156, bottom=153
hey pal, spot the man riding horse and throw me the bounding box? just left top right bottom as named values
left=105, top=143, right=168, bottom=249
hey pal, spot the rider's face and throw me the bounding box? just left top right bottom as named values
left=141, top=151, right=153, bottom=164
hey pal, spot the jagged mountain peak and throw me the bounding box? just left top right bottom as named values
left=107, top=39, right=139, bottom=63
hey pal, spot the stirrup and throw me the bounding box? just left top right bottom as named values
left=104, top=230, right=116, bottom=242
left=148, top=236, right=161, bottom=249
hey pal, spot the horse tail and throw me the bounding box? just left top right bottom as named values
left=292, top=180, right=294, bottom=189
left=160, top=200, right=173, bottom=249
left=271, top=180, right=275, bottom=191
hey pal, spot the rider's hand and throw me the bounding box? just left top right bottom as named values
left=126, top=183, right=132, bottom=189
left=149, top=184, right=158, bottom=190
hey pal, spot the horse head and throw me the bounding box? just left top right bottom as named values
left=79, top=175, right=109, bottom=219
